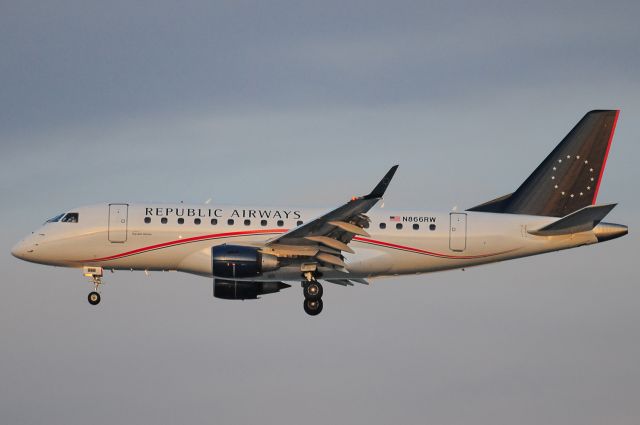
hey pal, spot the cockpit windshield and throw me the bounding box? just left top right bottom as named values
left=46, top=212, right=79, bottom=223
left=46, top=214, right=65, bottom=223
left=61, top=213, right=79, bottom=223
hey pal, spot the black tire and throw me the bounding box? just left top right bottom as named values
left=88, top=291, right=101, bottom=305
left=303, top=281, right=323, bottom=301
left=303, top=298, right=323, bottom=316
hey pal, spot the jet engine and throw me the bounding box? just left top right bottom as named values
left=213, top=279, right=290, bottom=300
left=211, top=245, right=279, bottom=279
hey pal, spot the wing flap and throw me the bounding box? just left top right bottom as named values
left=326, top=279, right=355, bottom=286
left=326, top=278, right=370, bottom=286
left=316, top=252, right=346, bottom=268
left=304, top=236, right=355, bottom=254
left=328, top=220, right=370, bottom=237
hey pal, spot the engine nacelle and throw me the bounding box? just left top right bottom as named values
left=211, top=245, right=279, bottom=279
left=213, top=279, right=290, bottom=300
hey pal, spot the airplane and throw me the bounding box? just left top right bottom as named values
left=11, top=110, right=628, bottom=316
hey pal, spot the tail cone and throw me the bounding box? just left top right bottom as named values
left=593, top=222, right=628, bottom=242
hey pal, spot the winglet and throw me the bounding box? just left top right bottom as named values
left=364, top=165, right=399, bottom=199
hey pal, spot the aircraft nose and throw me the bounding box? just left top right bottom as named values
left=11, top=240, right=30, bottom=260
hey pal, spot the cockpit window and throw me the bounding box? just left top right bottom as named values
left=46, top=213, right=65, bottom=223
left=60, top=213, right=79, bottom=223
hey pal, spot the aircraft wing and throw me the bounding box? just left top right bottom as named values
left=264, top=166, right=398, bottom=268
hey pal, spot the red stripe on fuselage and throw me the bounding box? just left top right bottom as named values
left=78, top=229, right=287, bottom=262
left=78, top=229, right=511, bottom=263
left=352, top=236, right=513, bottom=259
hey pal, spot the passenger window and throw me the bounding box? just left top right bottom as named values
left=161, top=218, right=168, bottom=224
left=144, top=217, right=151, bottom=224
left=244, top=219, right=251, bottom=226
left=297, top=220, right=303, bottom=226
left=211, top=218, right=218, bottom=225
left=194, top=218, right=201, bottom=225
left=412, top=223, right=419, bottom=230
left=277, top=220, right=284, bottom=227
left=379, top=223, right=386, bottom=229
left=429, top=224, right=436, bottom=231
left=363, top=222, right=370, bottom=229
left=61, top=212, right=79, bottom=223
left=178, top=218, right=184, bottom=225
left=396, top=223, right=403, bottom=230
left=261, top=219, right=267, bottom=227
left=228, top=219, right=234, bottom=225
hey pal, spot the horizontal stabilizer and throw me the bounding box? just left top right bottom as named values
left=528, top=203, right=617, bottom=236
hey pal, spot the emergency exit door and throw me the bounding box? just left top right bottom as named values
left=449, top=212, right=467, bottom=252
left=108, top=204, right=129, bottom=243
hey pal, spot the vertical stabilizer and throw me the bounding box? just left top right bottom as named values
left=469, top=110, right=619, bottom=217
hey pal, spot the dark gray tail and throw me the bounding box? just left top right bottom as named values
left=469, top=110, right=620, bottom=217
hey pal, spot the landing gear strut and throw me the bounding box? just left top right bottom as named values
left=302, top=270, right=324, bottom=316
left=84, top=266, right=104, bottom=306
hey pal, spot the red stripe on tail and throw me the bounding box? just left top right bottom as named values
left=592, top=110, right=620, bottom=204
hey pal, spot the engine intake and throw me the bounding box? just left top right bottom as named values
left=213, top=279, right=290, bottom=300
left=211, top=245, right=279, bottom=279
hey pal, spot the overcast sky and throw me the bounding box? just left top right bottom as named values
left=1, top=1, right=639, bottom=424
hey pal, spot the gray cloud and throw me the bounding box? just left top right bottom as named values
left=2, top=0, right=639, bottom=137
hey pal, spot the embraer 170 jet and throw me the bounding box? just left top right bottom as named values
left=12, top=110, right=628, bottom=315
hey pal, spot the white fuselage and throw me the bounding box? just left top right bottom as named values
left=12, top=202, right=600, bottom=281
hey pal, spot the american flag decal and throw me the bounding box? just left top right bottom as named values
left=389, top=216, right=401, bottom=222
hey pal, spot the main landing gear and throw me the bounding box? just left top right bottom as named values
left=88, top=291, right=101, bottom=305
left=302, top=271, right=323, bottom=316
left=83, top=266, right=104, bottom=306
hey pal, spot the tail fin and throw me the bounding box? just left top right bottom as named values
left=469, top=110, right=620, bottom=217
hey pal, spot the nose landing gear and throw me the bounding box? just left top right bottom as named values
left=83, top=266, right=104, bottom=306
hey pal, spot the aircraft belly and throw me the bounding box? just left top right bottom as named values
left=344, top=247, right=394, bottom=276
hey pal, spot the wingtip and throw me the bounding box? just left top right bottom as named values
left=365, top=165, right=399, bottom=199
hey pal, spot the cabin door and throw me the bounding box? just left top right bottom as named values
left=108, top=204, right=129, bottom=243
left=449, top=212, right=467, bottom=252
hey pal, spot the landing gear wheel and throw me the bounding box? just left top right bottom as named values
left=88, top=291, right=101, bottom=305
left=303, top=281, right=323, bottom=301
left=304, top=298, right=323, bottom=316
